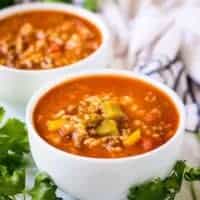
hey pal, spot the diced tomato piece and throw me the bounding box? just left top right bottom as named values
left=141, top=137, right=154, bottom=151
left=48, top=43, right=62, bottom=53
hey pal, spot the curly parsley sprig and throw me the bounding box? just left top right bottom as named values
left=0, top=107, right=61, bottom=200
left=128, top=161, right=200, bottom=200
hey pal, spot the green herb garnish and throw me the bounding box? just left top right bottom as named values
left=0, top=166, right=25, bottom=196
left=128, top=161, right=200, bottom=200
left=184, top=166, right=200, bottom=181
left=29, top=173, right=58, bottom=200
left=0, top=118, right=29, bottom=154
left=0, top=107, right=61, bottom=200
left=0, top=0, right=15, bottom=9
left=83, top=0, right=98, bottom=11
left=0, top=110, right=28, bottom=198
left=0, top=107, right=5, bottom=123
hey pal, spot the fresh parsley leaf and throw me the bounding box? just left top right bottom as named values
left=0, top=111, right=28, bottom=198
left=0, top=0, right=15, bottom=9
left=0, top=107, right=5, bottom=123
left=0, top=165, right=25, bottom=196
left=164, top=161, right=186, bottom=198
left=0, top=195, right=14, bottom=200
left=184, top=166, right=200, bottom=181
left=0, top=151, right=26, bottom=174
left=128, top=161, right=186, bottom=200
left=0, top=118, right=29, bottom=154
left=83, top=0, right=98, bottom=11
left=29, top=173, right=58, bottom=200
left=128, top=178, right=167, bottom=200
left=0, top=107, right=62, bottom=200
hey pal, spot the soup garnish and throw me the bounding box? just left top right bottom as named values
left=34, top=75, right=179, bottom=158
left=0, top=11, right=101, bottom=70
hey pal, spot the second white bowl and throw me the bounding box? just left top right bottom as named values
left=0, top=3, right=111, bottom=106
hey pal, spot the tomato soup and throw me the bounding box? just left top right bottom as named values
left=0, top=11, right=101, bottom=70
left=34, top=75, right=179, bottom=158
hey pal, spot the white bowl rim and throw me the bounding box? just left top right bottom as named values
left=26, top=69, right=186, bottom=163
left=0, top=2, right=110, bottom=74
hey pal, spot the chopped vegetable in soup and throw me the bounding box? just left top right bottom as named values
left=0, top=11, right=101, bottom=70
left=34, top=76, right=179, bottom=158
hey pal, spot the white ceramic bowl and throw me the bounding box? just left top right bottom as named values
left=0, top=3, right=111, bottom=106
left=26, top=70, right=185, bottom=200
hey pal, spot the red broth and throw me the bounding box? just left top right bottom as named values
left=0, top=11, right=101, bottom=70
left=34, top=75, right=179, bottom=158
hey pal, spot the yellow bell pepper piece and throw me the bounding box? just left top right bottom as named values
left=123, top=129, right=141, bottom=146
left=47, top=119, right=66, bottom=131
left=102, top=100, right=125, bottom=120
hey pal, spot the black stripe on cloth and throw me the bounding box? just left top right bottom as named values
left=187, top=77, right=200, bottom=133
left=145, top=56, right=177, bottom=76
left=173, top=67, right=185, bottom=91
